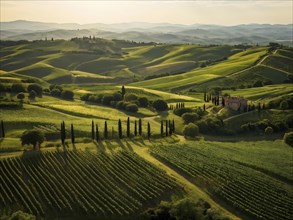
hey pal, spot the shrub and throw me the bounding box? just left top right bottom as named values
left=102, top=94, right=114, bottom=105
left=88, top=94, right=98, bottom=103
left=284, top=132, right=293, bottom=147
left=182, top=113, right=200, bottom=124
left=173, top=107, right=193, bottom=116
left=113, top=92, right=122, bottom=101
left=11, top=83, right=26, bottom=93
left=280, top=101, right=289, bottom=110
left=50, top=88, right=61, bottom=97
left=27, top=84, right=42, bottom=97
left=61, top=90, right=74, bottom=100
left=241, top=124, right=249, bottom=132
left=253, top=80, right=264, bottom=87
left=124, top=93, right=138, bottom=102
left=152, top=99, right=168, bottom=111
left=264, top=126, right=273, bottom=134
left=125, top=103, right=138, bottom=112
left=183, top=123, right=199, bottom=138
left=138, top=97, right=149, bottom=107
left=16, top=92, right=25, bottom=100
left=116, top=101, right=125, bottom=110
left=80, top=93, right=91, bottom=101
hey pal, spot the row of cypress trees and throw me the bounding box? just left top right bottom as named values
left=63, top=117, right=164, bottom=144
left=160, top=119, right=175, bottom=137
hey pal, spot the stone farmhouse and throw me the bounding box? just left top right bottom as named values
left=223, top=96, right=248, bottom=112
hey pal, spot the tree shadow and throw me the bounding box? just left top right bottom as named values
left=94, top=141, right=106, bottom=153
left=72, top=143, right=77, bottom=151
left=105, top=140, right=115, bottom=154
left=130, top=139, right=145, bottom=148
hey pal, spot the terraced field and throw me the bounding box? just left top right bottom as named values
left=150, top=141, right=293, bottom=220
left=0, top=150, right=180, bottom=218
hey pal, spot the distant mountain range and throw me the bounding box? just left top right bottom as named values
left=1, top=20, right=292, bottom=45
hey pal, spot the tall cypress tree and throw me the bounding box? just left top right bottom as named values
left=165, top=120, right=168, bottom=137
left=147, top=122, right=151, bottom=139
left=91, top=120, right=95, bottom=140
left=96, top=124, right=99, bottom=141
left=134, top=120, right=137, bottom=136
left=118, top=119, right=122, bottom=139
left=138, top=118, right=142, bottom=136
left=204, top=92, right=206, bottom=102
left=71, top=123, right=75, bottom=144
left=104, top=121, right=108, bottom=139
left=127, top=117, right=130, bottom=138
left=0, top=120, right=5, bottom=138
left=121, top=85, right=126, bottom=98
left=172, top=119, right=175, bottom=133
left=61, top=121, right=66, bottom=145
left=161, top=121, right=164, bottom=137
left=203, top=104, right=206, bottom=111
left=169, top=120, right=172, bottom=135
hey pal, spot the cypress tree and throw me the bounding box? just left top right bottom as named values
left=61, top=121, right=66, bottom=145
left=134, top=120, right=137, bottom=136
left=161, top=120, right=164, bottom=137
left=165, top=120, right=168, bottom=137
left=147, top=122, right=151, bottom=139
left=127, top=117, right=130, bottom=138
left=0, top=120, right=5, bottom=138
left=203, top=104, right=206, bottom=111
left=204, top=92, right=206, bottom=102
left=104, top=121, right=108, bottom=139
left=172, top=119, right=175, bottom=133
left=91, top=120, right=95, bottom=140
left=118, top=119, right=122, bottom=139
left=222, top=97, right=225, bottom=107
left=71, top=123, right=75, bottom=144
left=169, top=120, right=172, bottom=135
left=96, top=124, right=99, bottom=141
left=121, top=85, right=126, bottom=98
left=138, top=118, right=142, bottom=136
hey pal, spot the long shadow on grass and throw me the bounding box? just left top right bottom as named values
left=94, top=141, right=106, bottom=153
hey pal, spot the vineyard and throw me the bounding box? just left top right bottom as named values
left=0, top=150, right=180, bottom=218
left=150, top=143, right=293, bottom=220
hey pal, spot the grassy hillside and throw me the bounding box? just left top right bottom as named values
left=131, top=47, right=268, bottom=91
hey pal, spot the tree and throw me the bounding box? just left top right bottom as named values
left=138, top=118, right=142, bottom=136
left=264, top=126, right=273, bottom=135
left=138, top=97, right=149, bottom=107
left=172, top=119, right=175, bottom=133
left=104, top=121, right=108, bottom=139
left=124, top=93, right=138, bottom=102
left=0, top=120, right=5, bottom=138
left=134, top=120, right=137, bottom=136
left=17, top=92, right=25, bottom=102
left=284, top=132, right=293, bottom=147
left=113, top=92, right=122, bottom=101
left=165, top=120, right=168, bottom=137
left=203, top=104, right=206, bottom=111
left=125, top=103, right=138, bottom=112
left=147, top=122, right=151, bottom=139
left=11, top=83, right=25, bottom=94
left=121, top=85, right=126, bottom=98
left=280, top=101, right=289, bottom=111
left=102, top=95, right=114, bottom=105
left=71, top=124, right=75, bottom=144
left=61, top=90, right=74, bottom=100
left=91, top=120, right=95, bottom=140
left=96, top=124, right=99, bottom=141
left=27, top=84, right=42, bottom=97
left=161, top=121, right=164, bottom=137
left=183, top=123, right=199, bottom=138
left=127, top=117, right=130, bottom=138
left=21, top=129, right=45, bottom=150
left=182, top=113, right=199, bottom=124
left=118, top=119, right=122, bottom=139
left=29, top=90, right=37, bottom=100
left=153, top=100, right=168, bottom=111
left=61, top=121, right=66, bottom=145
left=51, top=88, right=61, bottom=97
left=169, top=120, right=173, bottom=135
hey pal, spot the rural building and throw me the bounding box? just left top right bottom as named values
left=223, top=96, right=248, bottom=112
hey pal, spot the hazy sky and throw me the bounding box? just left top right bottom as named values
left=1, top=1, right=292, bottom=25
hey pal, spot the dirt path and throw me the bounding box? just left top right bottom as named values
left=131, top=142, right=240, bottom=220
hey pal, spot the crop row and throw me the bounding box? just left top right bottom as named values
left=151, top=144, right=293, bottom=220
left=0, top=150, right=179, bottom=218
